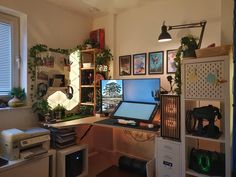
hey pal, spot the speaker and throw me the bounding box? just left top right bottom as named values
left=161, top=95, right=180, bottom=140
left=189, top=148, right=225, bottom=176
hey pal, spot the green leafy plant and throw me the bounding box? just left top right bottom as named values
left=28, top=44, right=81, bottom=102
left=32, top=98, right=51, bottom=117
left=82, top=38, right=96, bottom=49
left=78, top=105, right=94, bottom=116
left=9, top=87, right=26, bottom=101
left=180, top=35, right=198, bottom=58
left=173, top=35, right=198, bottom=95
left=53, top=104, right=65, bottom=112
left=96, top=47, right=113, bottom=65
left=52, top=104, right=66, bottom=119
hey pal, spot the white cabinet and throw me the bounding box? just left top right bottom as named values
left=0, top=153, right=52, bottom=177
left=155, top=137, right=182, bottom=177
left=181, top=55, right=233, bottom=177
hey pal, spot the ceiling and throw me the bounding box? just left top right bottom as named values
left=44, top=0, right=157, bottom=17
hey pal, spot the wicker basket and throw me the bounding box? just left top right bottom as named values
left=195, top=45, right=231, bottom=58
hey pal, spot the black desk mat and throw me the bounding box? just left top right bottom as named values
left=94, top=118, right=160, bottom=132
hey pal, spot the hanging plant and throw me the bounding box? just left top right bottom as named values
left=173, top=35, right=198, bottom=95
left=96, top=47, right=113, bottom=65
left=28, top=44, right=81, bottom=102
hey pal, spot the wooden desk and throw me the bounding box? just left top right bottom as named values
left=42, top=116, right=106, bottom=129
left=42, top=116, right=160, bottom=134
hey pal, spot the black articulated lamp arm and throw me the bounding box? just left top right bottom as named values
left=168, top=20, right=207, bottom=48
left=159, top=20, right=207, bottom=48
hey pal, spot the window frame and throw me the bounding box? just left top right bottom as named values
left=0, top=12, right=20, bottom=96
left=0, top=6, right=27, bottom=104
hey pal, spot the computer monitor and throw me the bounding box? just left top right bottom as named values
left=111, top=101, right=158, bottom=123
left=101, top=80, right=123, bottom=115
left=123, top=78, right=161, bottom=103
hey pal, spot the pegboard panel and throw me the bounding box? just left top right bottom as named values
left=185, top=60, right=224, bottom=99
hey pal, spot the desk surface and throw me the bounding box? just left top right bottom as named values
left=43, top=117, right=160, bottom=134
left=0, top=150, right=55, bottom=173
left=42, top=116, right=106, bottom=129
left=94, top=119, right=160, bottom=134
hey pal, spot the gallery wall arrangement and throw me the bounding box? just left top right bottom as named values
left=119, top=50, right=177, bottom=76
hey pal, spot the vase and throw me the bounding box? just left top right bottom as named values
left=8, top=96, right=24, bottom=107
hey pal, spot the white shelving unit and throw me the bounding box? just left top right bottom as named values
left=181, top=55, right=233, bottom=177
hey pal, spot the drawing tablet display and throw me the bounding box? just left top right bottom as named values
left=111, top=101, right=158, bottom=122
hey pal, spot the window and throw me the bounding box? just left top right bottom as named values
left=0, top=12, right=20, bottom=96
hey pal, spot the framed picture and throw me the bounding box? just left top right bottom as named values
left=167, top=49, right=178, bottom=73
left=119, top=55, right=131, bottom=76
left=133, top=53, right=146, bottom=75
left=148, top=51, right=164, bottom=74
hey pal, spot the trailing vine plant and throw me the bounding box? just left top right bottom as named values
left=28, top=44, right=82, bottom=102
left=173, top=35, right=198, bottom=95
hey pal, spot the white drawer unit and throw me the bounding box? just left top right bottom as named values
left=155, top=137, right=181, bottom=177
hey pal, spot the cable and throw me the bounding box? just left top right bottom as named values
left=80, top=125, right=93, bottom=141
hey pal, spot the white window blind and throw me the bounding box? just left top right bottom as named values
left=0, top=22, right=12, bottom=95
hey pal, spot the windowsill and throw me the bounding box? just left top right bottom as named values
left=0, top=106, right=31, bottom=111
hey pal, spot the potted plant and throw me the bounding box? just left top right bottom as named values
left=173, top=35, right=198, bottom=95
left=8, top=87, right=26, bottom=107
left=32, top=98, right=51, bottom=121
left=52, top=104, right=65, bottom=119
left=180, top=35, right=198, bottom=58
left=96, top=47, right=113, bottom=65
left=96, top=47, right=113, bottom=75
left=83, top=38, right=95, bottom=49
left=78, top=105, right=94, bottom=116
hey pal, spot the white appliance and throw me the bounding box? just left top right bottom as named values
left=0, top=127, right=50, bottom=160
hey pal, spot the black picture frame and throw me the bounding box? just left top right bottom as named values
left=148, top=51, right=164, bottom=74
left=167, top=49, right=178, bottom=74
left=133, top=53, right=146, bottom=75
left=119, top=55, right=131, bottom=76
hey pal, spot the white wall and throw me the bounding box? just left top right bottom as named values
left=0, top=0, right=92, bottom=48
left=92, top=14, right=116, bottom=77
left=92, top=0, right=223, bottom=158
left=221, top=0, right=234, bottom=44
left=0, top=0, right=92, bottom=130
left=115, top=0, right=221, bottom=89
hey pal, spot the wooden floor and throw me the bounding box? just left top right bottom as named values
left=85, top=150, right=116, bottom=177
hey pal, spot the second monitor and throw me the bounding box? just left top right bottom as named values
left=101, top=78, right=160, bottom=115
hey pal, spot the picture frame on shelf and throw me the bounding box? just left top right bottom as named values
left=119, top=55, right=131, bottom=76
left=148, top=51, right=164, bottom=74
left=133, top=53, right=146, bottom=75
left=167, top=49, right=177, bottom=73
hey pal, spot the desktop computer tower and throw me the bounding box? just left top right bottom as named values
left=57, top=144, right=88, bottom=177
left=66, top=151, right=83, bottom=177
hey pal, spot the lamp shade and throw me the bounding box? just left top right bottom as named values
left=158, top=24, right=172, bottom=42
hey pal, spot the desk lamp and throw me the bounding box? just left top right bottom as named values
left=158, top=20, right=207, bottom=48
